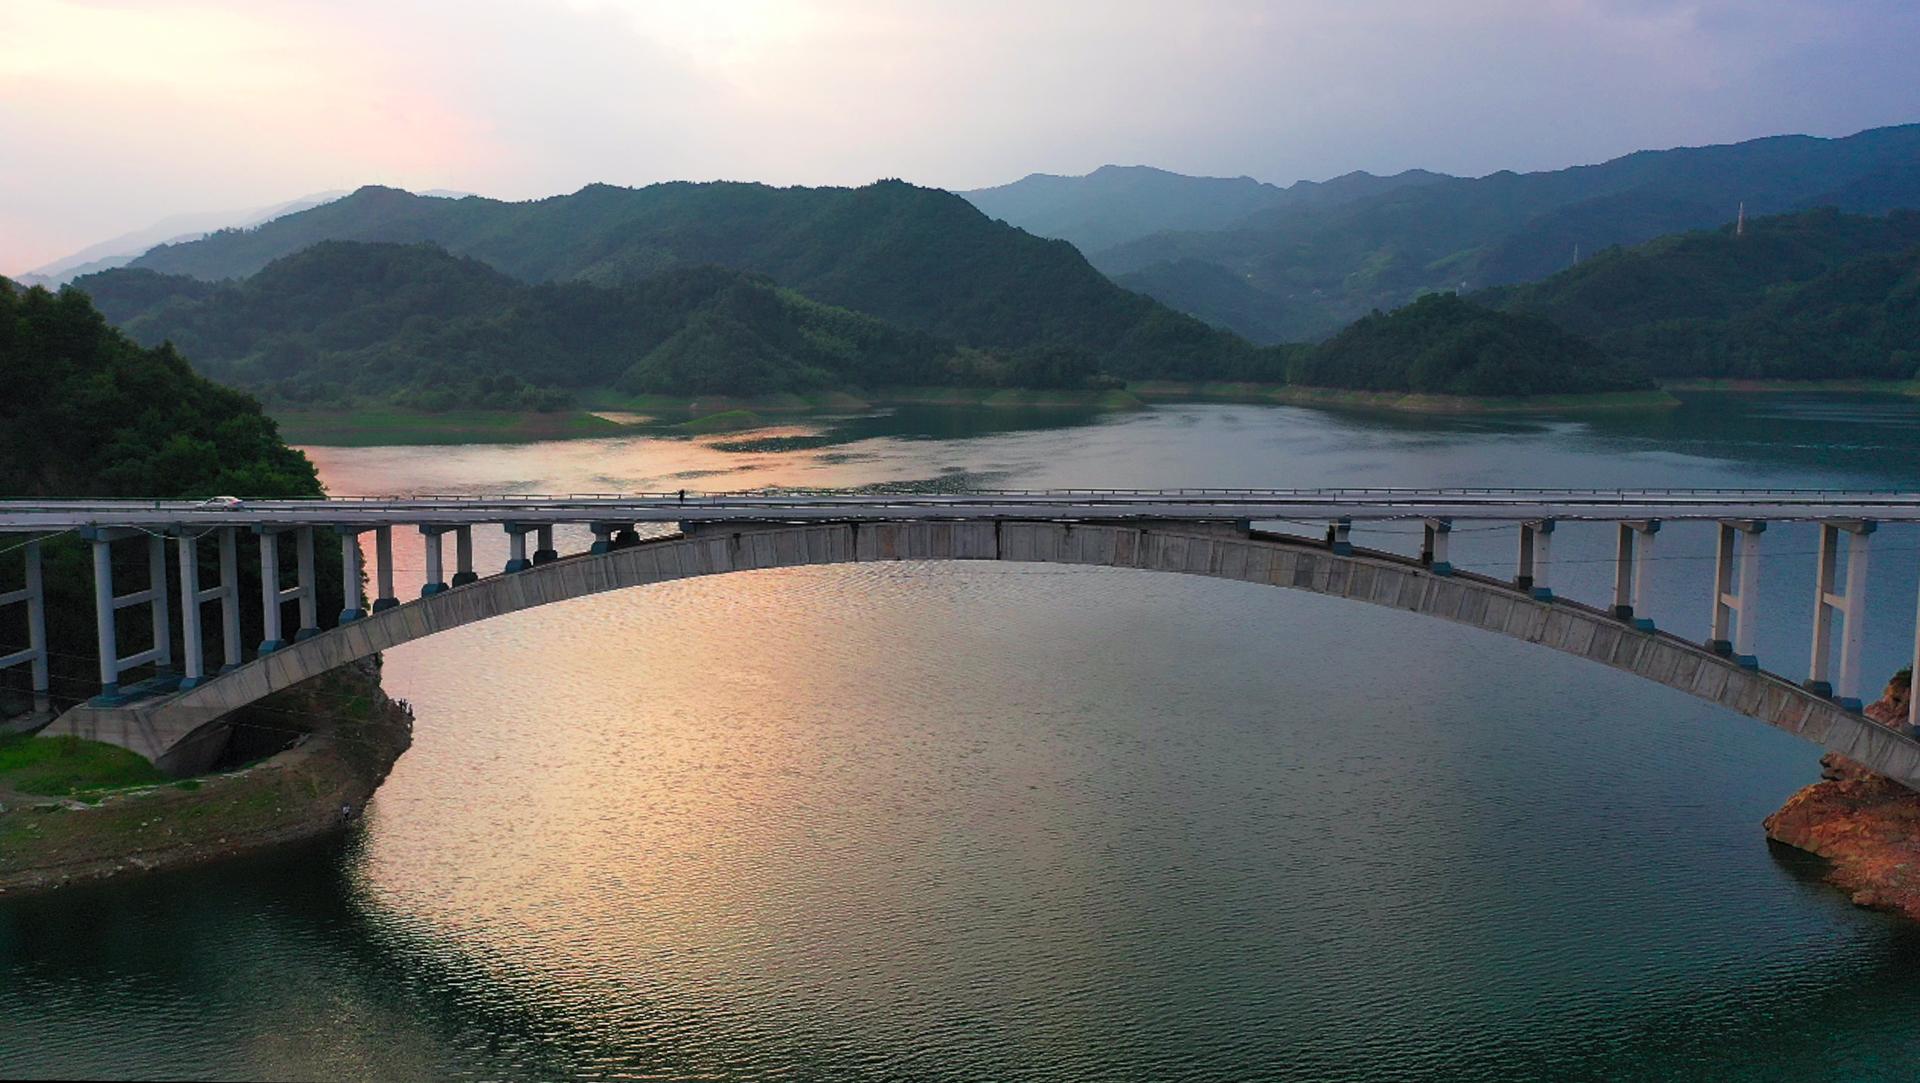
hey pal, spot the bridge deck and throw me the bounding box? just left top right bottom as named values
left=5, top=487, right=1920, bottom=530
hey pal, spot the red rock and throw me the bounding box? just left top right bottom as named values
left=1765, top=671, right=1920, bottom=919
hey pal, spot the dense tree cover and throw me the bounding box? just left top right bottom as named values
left=1084, top=124, right=1920, bottom=343
left=960, top=165, right=1447, bottom=255
left=1287, top=293, right=1652, bottom=396
left=124, top=180, right=1265, bottom=382
left=80, top=242, right=1151, bottom=403
left=0, top=280, right=335, bottom=712
left=1482, top=209, right=1920, bottom=379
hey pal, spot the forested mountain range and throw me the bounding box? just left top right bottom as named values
left=78, top=242, right=1184, bottom=404
left=981, top=124, right=1920, bottom=343
left=960, top=165, right=1447, bottom=254
left=1480, top=208, right=1920, bottom=380
left=124, top=180, right=1261, bottom=383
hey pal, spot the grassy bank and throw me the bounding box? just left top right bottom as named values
left=0, top=664, right=412, bottom=895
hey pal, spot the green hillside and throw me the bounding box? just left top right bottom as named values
left=126, top=180, right=1265, bottom=382
left=1090, top=123, right=1920, bottom=342
left=79, top=242, right=1126, bottom=404
left=1481, top=209, right=1920, bottom=380
left=0, top=279, right=332, bottom=711
left=1286, top=293, right=1651, bottom=397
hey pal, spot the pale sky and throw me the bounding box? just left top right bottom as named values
left=4, top=0, right=1916, bottom=273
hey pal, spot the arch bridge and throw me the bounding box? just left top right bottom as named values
left=2, top=489, right=1918, bottom=779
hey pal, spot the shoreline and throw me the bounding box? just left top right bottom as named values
left=0, top=662, right=412, bottom=897
left=271, top=382, right=1709, bottom=446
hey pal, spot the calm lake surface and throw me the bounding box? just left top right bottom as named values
left=9, top=393, right=1920, bottom=1081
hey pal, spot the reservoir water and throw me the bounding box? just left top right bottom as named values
left=8, top=393, right=1920, bottom=1081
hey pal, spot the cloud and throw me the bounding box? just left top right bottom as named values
left=3, top=0, right=1915, bottom=271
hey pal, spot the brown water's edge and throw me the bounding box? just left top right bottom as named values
left=0, top=661, right=412, bottom=897
left=1764, top=673, right=1920, bottom=921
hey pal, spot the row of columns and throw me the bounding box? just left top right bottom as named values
left=0, top=540, right=50, bottom=712
left=1381, top=515, right=1903, bottom=717
left=17, top=515, right=1917, bottom=724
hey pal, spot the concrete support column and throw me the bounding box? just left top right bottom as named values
left=451, top=525, right=478, bottom=586
left=534, top=525, right=558, bottom=565
left=258, top=529, right=284, bottom=655
left=338, top=528, right=366, bottom=623
left=504, top=523, right=533, bottom=573
left=147, top=533, right=173, bottom=675
left=177, top=533, right=205, bottom=689
left=373, top=526, right=398, bottom=612
left=1421, top=519, right=1452, bottom=575
left=24, top=541, right=48, bottom=712
left=218, top=528, right=242, bottom=671
left=1709, top=521, right=1764, bottom=667
left=91, top=535, right=119, bottom=699
left=1611, top=520, right=1659, bottom=629
left=1810, top=520, right=1875, bottom=708
left=1328, top=518, right=1352, bottom=556
left=1517, top=520, right=1555, bottom=600
left=294, top=526, right=319, bottom=640
left=0, top=540, right=51, bottom=712
left=1910, top=548, right=1920, bottom=731
left=421, top=526, right=448, bottom=596
left=590, top=522, right=618, bottom=555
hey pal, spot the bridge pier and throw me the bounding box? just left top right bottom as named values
left=0, top=538, right=50, bottom=713
left=1421, top=518, right=1452, bottom=575
left=1516, top=520, right=1554, bottom=600
left=256, top=528, right=284, bottom=654
left=85, top=528, right=175, bottom=704
left=1810, top=520, right=1875, bottom=709
left=337, top=527, right=366, bottom=623
left=420, top=526, right=449, bottom=596
left=534, top=525, right=558, bottom=565
left=451, top=526, right=478, bottom=586
left=1710, top=521, right=1764, bottom=666
left=372, top=526, right=398, bottom=611
left=1612, top=520, right=1659, bottom=629
left=503, top=523, right=534, bottom=572
left=1328, top=518, right=1352, bottom=555
left=293, top=526, right=319, bottom=641
left=175, top=529, right=240, bottom=690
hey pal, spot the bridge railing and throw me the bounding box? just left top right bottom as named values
left=0, top=492, right=1916, bottom=732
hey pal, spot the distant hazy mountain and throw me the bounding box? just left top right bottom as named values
left=959, top=164, right=1447, bottom=255
left=1094, top=123, right=1920, bottom=343
left=126, top=179, right=1268, bottom=382
left=1479, top=207, right=1920, bottom=380
left=17, top=192, right=349, bottom=286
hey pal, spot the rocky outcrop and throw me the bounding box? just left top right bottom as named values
left=1764, top=671, right=1920, bottom=919
left=0, top=660, right=411, bottom=895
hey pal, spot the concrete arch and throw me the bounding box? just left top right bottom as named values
left=48, top=520, right=1920, bottom=783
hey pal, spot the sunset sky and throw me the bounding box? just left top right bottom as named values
left=4, top=0, right=1916, bottom=272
